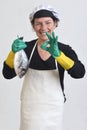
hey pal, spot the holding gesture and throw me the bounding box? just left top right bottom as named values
left=12, top=37, right=27, bottom=53
left=5, top=37, right=27, bottom=69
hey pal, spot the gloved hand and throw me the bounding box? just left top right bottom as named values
left=5, top=37, right=27, bottom=68
left=41, top=32, right=74, bottom=70
left=12, top=37, right=27, bottom=53
left=40, top=32, right=61, bottom=58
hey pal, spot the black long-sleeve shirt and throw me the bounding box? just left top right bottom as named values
left=2, top=39, right=86, bottom=101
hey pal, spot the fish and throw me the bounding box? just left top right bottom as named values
left=14, top=50, right=29, bottom=78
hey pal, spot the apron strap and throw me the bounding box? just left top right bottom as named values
left=55, top=60, right=66, bottom=102
left=29, top=41, right=37, bottom=65
left=55, top=60, right=58, bottom=69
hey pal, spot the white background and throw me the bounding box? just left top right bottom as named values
left=0, top=0, right=87, bottom=130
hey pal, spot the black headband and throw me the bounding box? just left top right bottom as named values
left=32, top=10, right=59, bottom=22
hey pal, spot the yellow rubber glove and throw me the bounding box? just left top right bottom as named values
left=5, top=51, right=15, bottom=68
left=55, top=52, right=74, bottom=70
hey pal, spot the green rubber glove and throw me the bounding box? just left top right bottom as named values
left=12, top=37, right=27, bottom=53
left=40, top=32, right=61, bottom=58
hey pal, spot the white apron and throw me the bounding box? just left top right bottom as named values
left=20, top=66, right=64, bottom=130
left=19, top=41, right=64, bottom=130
